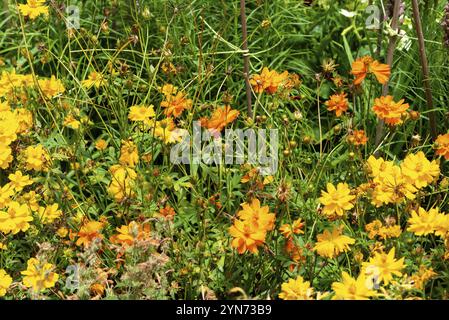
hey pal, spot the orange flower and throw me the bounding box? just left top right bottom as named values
left=158, top=205, right=176, bottom=221
left=229, top=219, right=266, bottom=254
left=279, top=218, right=305, bottom=238
left=75, top=220, right=104, bottom=248
left=325, top=93, right=349, bottom=117
left=351, top=56, right=390, bottom=85
left=372, top=95, right=410, bottom=125
left=250, top=67, right=289, bottom=94
left=110, top=221, right=151, bottom=246
left=200, top=105, right=239, bottom=132
left=436, top=134, right=449, bottom=160
left=348, top=130, right=368, bottom=146
left=161, top=91, right=192, bottom=118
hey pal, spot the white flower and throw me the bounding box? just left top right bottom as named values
left=340, top=9, right=357, bottom=18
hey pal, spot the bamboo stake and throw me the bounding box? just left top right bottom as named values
left=411, top=0, right=438, bottom=140
left=239, top=0, right=252, bottom=117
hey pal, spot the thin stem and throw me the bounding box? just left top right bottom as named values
left=240, top=0, right=252, bottom=117
left=411, top=0, right=438, bottom=140
left=374, top=0, right=402, bottom=152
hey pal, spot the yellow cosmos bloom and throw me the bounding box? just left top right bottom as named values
left=0, top=269, right=12, bottom=297
left=119, top=139, right=139, bottom=168
left=332, top=272, right=376, bottom=300
left=313, top=226, right=355, bottom=259
left=8, top=170, right=33, bottom=192
left=37, top=75, right=65, bottom=98
left=81, top=71, right=105, bottom=89
left=319, top=182, right=355, bottom=217
left=361, top=248, right=405, bottom=285
left=18, top=0, right=49, bottom=20
left=21, top=258, right=59, bottom=292
left=37, top=203, right=62, bottom=224
left=0, top=201, right=33, bottom=235
left=279, top=276, right=314, bottom=300
left=407, top=207, right=441, bottom=236
left=128, top=105, right=156, bottom=124
left=400, top=151, right=440, bottom=189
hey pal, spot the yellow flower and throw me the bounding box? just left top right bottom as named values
left=63, top=114, right=81, bottom=129
left=365, top=220, right=402, bottom=240
left=119, top=139, right=139, bottom=167
left=313, top=226, right=355, bottom=259
left=108, top=165, right=137, bottom=202
left=0, top=144, right=13, bottom=169
left=319, top=182, right=355, bottom=217
left=22, top=144, right=51, bottom=171
left=8, top=170, right=33, bottom=192
left=159, top=84, right=178, bottom=96
left=407, top=207, right=441, bottom=236
left=37, top=203, right=62, bottom=224
left=400, top=152, right=440, bottom=189
left=332, top=272, right=376, bottom=300
left=369, top=162, right=417, bottom=207
left=362, top=248, right=405, bottom=285
left=153, top=118, right=185, bottom=144
left=279, top=276, right=314, bottom=300
left=21, top=258, right=59, bottom=292
left=14, top=108, right=34, bottom=134
left=0, top=269, right=12, bottom=297
left=95, top=139, right=108, bottom=150
left=0, top=201, right=33, bottom=235
left=0, top=183, right=13, bottom=209
left=81, top=71, right=104, bottom=89
left=37, top=75, right=65, bottom=98
left=128, top=105, right=156, bottom=123
left=56, top=227, right=68, bottom=238
left=18, top=0, right=49, bottom=20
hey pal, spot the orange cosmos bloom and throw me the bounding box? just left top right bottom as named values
left=229, top=219, right=266, bottom=254
left=250, top=67, right=289, bottom=94
left=200, top=105, right=240, bottom=132
left=237, top=198, right=275, bottom=232
left=325, top=93, right=349, bottom=117
left=279, top=218, right=305, bottom=238
left=348, top=130, right=368, bottom=146
left=161, top=91, right=192, bottom=118
left=436, top=134, right=449, bottom=160
left=351, top=56, right=390, bottom=85
left=110, top=221, right=151, bottom=246
left=372, top=95, right=410, bottom=125
left=76, top=220, right=104, bottom=248
left=157, top=205, right=176, bottom=221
